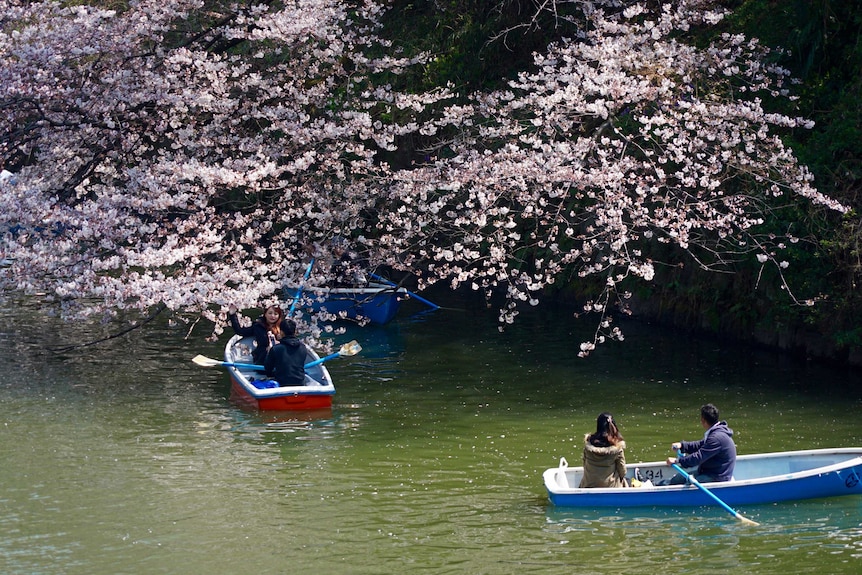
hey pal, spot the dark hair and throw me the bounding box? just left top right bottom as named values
left=588, top=412, right=624, bottom=447
left=282, top=318, right=297, bottom=337
left=701, top=403, right=720, bottom=426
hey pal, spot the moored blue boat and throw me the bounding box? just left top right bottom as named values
left=288, top=281, right=408, bottom=324
left=544, top=447, right=862, bottom=507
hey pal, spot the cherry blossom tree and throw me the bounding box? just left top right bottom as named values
left=0, top=0, right=847, bottom=353
left=0, top=0, right=451, bottom=340
left=378, top=0, right=848, bottom=353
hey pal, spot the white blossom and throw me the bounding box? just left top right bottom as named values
left=0, top=0, right=845, bottom=355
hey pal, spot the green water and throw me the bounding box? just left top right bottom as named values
left=1, top=295, right=860, bottom=574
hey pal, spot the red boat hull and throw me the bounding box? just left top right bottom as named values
left=229, top=373, right=334, bottom=411
left=224, top=334, right=336, bottom=411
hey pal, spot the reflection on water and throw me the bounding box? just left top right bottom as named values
left=0, top=295, right=861, bottom=574
left=543, top=498, right=862, bottom=573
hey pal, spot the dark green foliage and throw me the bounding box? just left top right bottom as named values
left=380, top=0, right=578, bottom=92
left=724, top=1, right=862, bottom=351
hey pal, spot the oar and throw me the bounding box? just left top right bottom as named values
left=670, top=456, right=759, bottom=526
left=288, top=258, right=316, bottom=317
left=369, top=273, right=440, bottom=311
left=192, top=340, right=362, bottom=371
left=192, top=356, right=265, bottom=370
left=303, top=339, right=362, bottom=368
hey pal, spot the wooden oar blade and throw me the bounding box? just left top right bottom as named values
left=192, top=355, right=223, bottom=367
left=339, top=340, right=362, bottom=357
left=736, top=513, right=759, bottom=526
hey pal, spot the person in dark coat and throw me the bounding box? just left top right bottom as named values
left=263, top=318, right=307, bottom=387
left=228, top=304, right=293, bottom=365
left=329, top=237, right=367, bottom=287
left=663, top=403, right=737, bottom=484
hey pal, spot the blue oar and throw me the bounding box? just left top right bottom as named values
left=670, top=455, right=759, bottom=526
left=193, top=357, right=266, bottom=370
left=369, top=273, right=440, bottom=311
left=192, top=340, right=362, bottom=371
left=303, top=340, right=362, bottom=368
left=288, top=258, right=316, bottom=317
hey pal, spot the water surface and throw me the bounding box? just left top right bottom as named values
left=1, top=295, right=860, bottom=574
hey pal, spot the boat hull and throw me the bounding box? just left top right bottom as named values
left=224, top=335, right=335, bottom=411
left=544, top=448, right=862, bottom=507
left=288, top=282, right=406, bottom=324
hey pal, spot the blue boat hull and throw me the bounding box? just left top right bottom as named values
left=544, top=448, right=862, bottom=507
left=289, top=283, right=406, bottom=324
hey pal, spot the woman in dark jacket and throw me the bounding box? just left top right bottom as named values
left=228, top=304, right=293, bottom=365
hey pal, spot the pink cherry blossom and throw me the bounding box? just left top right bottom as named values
left=0, top=0, right=846, bottom=354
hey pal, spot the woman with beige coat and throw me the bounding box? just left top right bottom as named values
left=579, top=412, right=628, bottom=488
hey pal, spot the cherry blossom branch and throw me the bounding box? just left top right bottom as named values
left=0, top=0, right=849, bottom=357
left=48, top=303, right=167, bottom=353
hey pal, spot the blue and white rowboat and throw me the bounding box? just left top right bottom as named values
left=287, top=281, right=408, bottom=325
left=544, top=447, right=862, bottom=507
